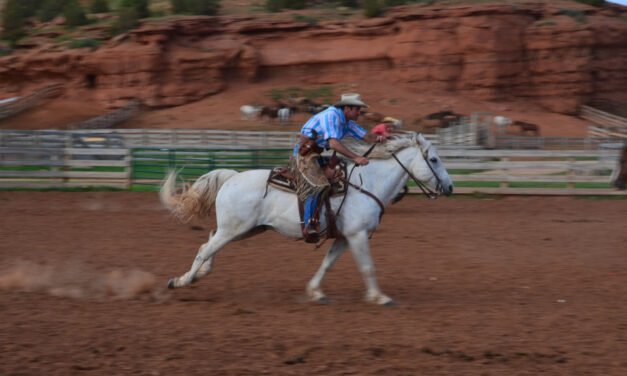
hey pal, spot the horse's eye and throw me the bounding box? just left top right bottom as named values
left=429, top=157, right=438, bottom=163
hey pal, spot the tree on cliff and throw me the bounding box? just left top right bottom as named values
left=265, top=0, right=308, bottom=12
left=63, top=0, right=89, bottom=28
left=1, top=0, right=44, bottom=46
left=363, top=0, right=384, bottom=17
left=90, top=0, right=111, bottom=13
left=118, top=0, right=150, bottom=19
left=170, top=0, right=221, bottom=15
left=32, top=0, right=91, bottom=24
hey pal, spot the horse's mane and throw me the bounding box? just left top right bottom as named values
left=341, top=131, right=425, bottom=160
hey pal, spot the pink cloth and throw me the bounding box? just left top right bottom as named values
left=372, top=123, right=391, bottom=137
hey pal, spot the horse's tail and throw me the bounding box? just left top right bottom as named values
left=160, top=169, right=239, bottom=223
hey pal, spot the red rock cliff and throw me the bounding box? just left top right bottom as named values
left=0, top=1, right=625, bottom=113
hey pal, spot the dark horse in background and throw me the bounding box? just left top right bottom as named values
left=612, top=145, right=627, bottom=190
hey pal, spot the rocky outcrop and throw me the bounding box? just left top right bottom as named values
left=0, top=2, right=625, bottom=113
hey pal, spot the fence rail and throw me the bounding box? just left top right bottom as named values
left=587, top=125, right=627, bottom=141
left=0, top=129, right=440, bottom=149
left=580, top=105, right=627, bottom=130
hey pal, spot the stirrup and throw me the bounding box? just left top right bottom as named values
left=302, top=225, right=320, bottom=244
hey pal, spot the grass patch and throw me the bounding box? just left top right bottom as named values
left=69, top=38, right=102, bottom=49
left=292, top=13, right=318, bottom=25
left=451, top=181, right=501, bottom=188
left=267, top=86, right=334, bottom=103
left=559, top=8, right=587, bottom=24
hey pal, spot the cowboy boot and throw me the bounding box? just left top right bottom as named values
left=303, top=220, right=320, bottom=244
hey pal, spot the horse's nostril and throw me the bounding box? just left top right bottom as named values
left=449, top=185, right=453, bottom=193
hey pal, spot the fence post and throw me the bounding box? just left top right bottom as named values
left=567, top=157, right=575, bottom=189
left=168, top=149, right=175, bottom=170
left=124, top=148, right=132, bottom=189
left=500, top=157, right=509, bottom=189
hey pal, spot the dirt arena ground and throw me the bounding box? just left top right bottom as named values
left=1, top=192, right=626, bottom=375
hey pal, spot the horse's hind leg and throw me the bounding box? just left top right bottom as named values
left=167, top=230, right=234, bottom=289
left=306, top=238, right=348, bottom=303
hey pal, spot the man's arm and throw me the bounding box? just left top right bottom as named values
left=328, top=138, right=369, bottom=165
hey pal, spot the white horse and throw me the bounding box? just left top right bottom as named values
left=160, top=132, right=453, bottom=305
left=240, top=105, right=261, bottom=120
left=278, top=107, right=291, bottom=124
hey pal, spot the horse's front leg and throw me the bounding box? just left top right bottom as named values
left=306, top=238, right=348, bottom=303
left=346, top=231, right=394, bottom=306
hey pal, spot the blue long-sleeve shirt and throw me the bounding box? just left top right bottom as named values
left=294, top=107, right=367, bottom=155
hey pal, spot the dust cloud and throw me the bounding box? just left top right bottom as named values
left=0, top=260, right=166, bottom=301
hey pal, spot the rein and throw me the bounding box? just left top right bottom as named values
left=335, top=143, right=377, bottom=219
left=342, top=179, right=385, bottom=222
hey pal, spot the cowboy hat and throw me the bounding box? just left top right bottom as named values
left=334, top=93, right=369, bottom=108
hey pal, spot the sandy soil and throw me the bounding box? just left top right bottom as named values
left=1, top=192, right=626, bottom=375
left=1, top=76, right=591, bottom=137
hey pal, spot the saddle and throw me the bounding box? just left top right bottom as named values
left=266, top=154, right=348, bottom=244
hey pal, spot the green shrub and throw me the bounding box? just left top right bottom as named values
left=363, top=0, right=384, bottom=18
left=284, top=0, right=307, bottom=9
left=559, top=8, right=587, bottom=24
left=64, top=0, right=89, bottom=28
left=0, top=47, right=13, bottom=56
left=340, top=0, right=359, bottom=7
left=170, top=0, right=220, bottom=15
left=384, top=0, right=407, bottom=6
left=111, top=7, right=139, bottom=34
left=292, top=13, right=317, bottom=25
left=265, top=0, right=284, bottom=12
left=90, top=0, right=111, bottom=13
left=37, top=0, right=67, bottom=22
left=2, top=0, right=47, bottom=46
left=264, top=0, right=308, bottom=12
left=2, top=0, right=26, bottom=46
left=170, top=0, right=186, bottom=13
left=69, top=38, right=102, bottom=49
left=118, top=0, right=149, bottom=18
left=573, top=0, right=605, bottom=6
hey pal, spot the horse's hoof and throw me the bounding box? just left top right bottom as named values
left=315, top=296, right=330, bottom=305
left=167, top=278, right=176, bottom=289
left=382, top=299, right=397, bottom=307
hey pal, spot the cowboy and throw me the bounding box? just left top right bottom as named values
left=293, top=93, right=387, bottom=240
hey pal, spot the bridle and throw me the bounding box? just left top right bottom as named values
left=391, top=143, right=443, bottom=200
left=336, top=140, right=443, bottom=222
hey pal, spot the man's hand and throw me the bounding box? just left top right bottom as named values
left=353, top=156, right=369, bottom=166
left=363, top=132, right=387, bottom=144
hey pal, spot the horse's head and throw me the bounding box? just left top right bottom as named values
left=611, top=145, right=627, bottom=190
left=411, top=134, right=454, bottom=196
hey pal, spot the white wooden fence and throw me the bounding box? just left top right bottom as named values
left=2, top=144, right=623, bottom=195
left=434, top=148, right=624, bottom=196
left=0, top=147, right=131, bottom=189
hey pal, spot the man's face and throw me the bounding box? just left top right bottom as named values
left=345, top=106, right=362, bottom=121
